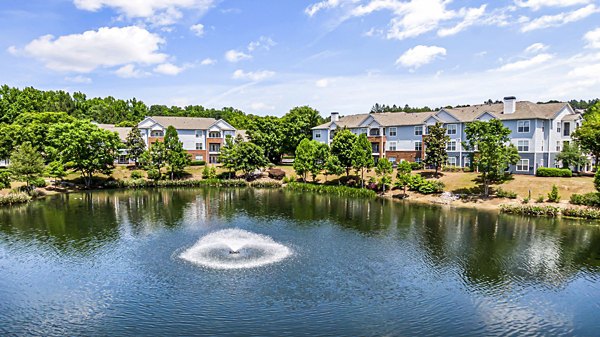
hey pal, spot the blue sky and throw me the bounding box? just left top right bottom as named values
left=1, top=0, right=600, bottom=116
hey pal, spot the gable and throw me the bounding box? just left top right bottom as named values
left=208, top=119, right=236, bottom=132
left=476, top=112, right=496, bottom=121
left=424, top=116, right=441, bottom=125
left=359, top=115, right=380, bottom=128
left=435, top=110, right=460, bottom=122
left=138, top=117, right=161, bottom=129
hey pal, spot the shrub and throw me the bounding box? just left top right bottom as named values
left=130, top=170, right=144, bottom=179
left=569, top=192, right=600, bottom=207
left=522, top=196, right=530, bottom=204
left=0, top=171, right=10, bottom=189
left=536, top=167, right=572, bottom=177
left=495, top=187, right=517, bottom=199
left=442, top=166, right=462, bottom=172
left=202, top=165, right=217, bottom=179
left=282, top=175, right=297, bottom=184
left=29, top=177, right=47, bottom=188
left=339, top=175, right=360, bottom=187
left=106, top=178, right=249, bottom=189
left=547, top=185, right=561, bottom=203
left=284, top=182, right=377, bottom=198
left=147, top=169, right=161, bottom=180
left=410, top=162, right=424, bottom=170
left=267, top=168, right=286, bottom=180
left=190, top=160, right=206, bottom=166
left=536, top=195, right=545, bottom=203
left=500, top=204, right=561, bottom=217
left=562, top=208, right=600, bottom=219
left=595, top=169, right=600, bottom=192
left=407, top=174, right=444, bottom=194
left=249, top=180, right=282, bottom=188
left=0, top=193, right=31, bottom=206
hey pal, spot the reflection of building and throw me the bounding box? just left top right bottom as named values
left=312, top=97, right=587, bottom=174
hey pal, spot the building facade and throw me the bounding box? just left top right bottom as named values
left=312, top=97, right=588, bottom=175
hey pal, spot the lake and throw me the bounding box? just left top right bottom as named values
left=1, top=188, right=599, bottom=336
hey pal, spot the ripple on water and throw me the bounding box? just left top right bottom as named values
left=179, top=228, right=292, bottom=270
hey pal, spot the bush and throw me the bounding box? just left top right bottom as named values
left=202, top=165, right=217, bottom=179
left=442, top=166, right=462, bottom=172
left=106, top=178, right=249, bottom=189
left=249, top=180, right=282, bottom=188
left=339, top=175, right=360, bottom=187
left=130, top=170, right=144, bottom=179
left=30, top=177, right=47, bottom=188
left=495, top=187, right=517, bottom=199
left=410, top=162, right=424, bottom=170
left=0, top=171, right=10, bottom=189
left=284, top=182, right=377, bottom=198
left=562, top=207, right=600, bottom=219
left=548, top=184, right=561, bottom=202
left=569, top=192, right=600, bottom=207
left=267, top=168, right=286, bottom=180
left=190, top=160, right=206, bottom=166
left=536, top=167, right=572, bottom=177
left=0, top=193, right=31, bottom=206
left=595, top=169, right=600, bottom=192
left=536, top=195, right=545, bottom=203
left=407, top=174, right=444, bottom=194
left=147, top=169, right=161, bottom=180
left=500, top=204, right=561, bottom=217
left=282, top=175, right=297, bottom=184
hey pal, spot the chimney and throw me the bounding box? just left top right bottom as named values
left=503, top=96, right=516, bottom=114
left=331, top=112, right=340, bottom=122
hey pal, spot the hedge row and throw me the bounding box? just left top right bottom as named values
left=0, top=193, right=31, bottom=206
left=106, top=179, right=249, bottom=189
left=284, top=182, right=377, bottom=198
left=499, top=204, right=561, bottom=217
left=570, top=192, right=600, bottom=207
left=536, top=168, right=572, bottom=177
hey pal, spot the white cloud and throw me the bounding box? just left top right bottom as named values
left=115, top=64, right=149, bottom=78
left=200, top=58, right=216, bottom=65
left=249, top=102, right=275, bottom=111
left=73, top=0, right=215, bottom=25
left=496, top=53, right=554, bottom=71
left=584, top=28, right=600, bottom=48
left=154, top=63, right=184, bottom=75
left=521, top=4, right=599, bottom=32
left=247, top=36, right=276, bottom=52
left=525, top=42, right=549, bottom=54
left=65, top=75, right=92, bottom=83
left=437, top=5, right=487, bottom=37
left=305, top=0, right=350, bottom=17
left=232, top=69, right=275, bottom=81
left=14, top=26, right=167, bottom=73
left=396, top=45, right=446, bottom=69
left=225, top=49, right=252, bottom=63
left=515, top=0, right=591, bottom=10
left=316, top=78, right=330, bottom=87
left=190, top=23, right=205, bottom=37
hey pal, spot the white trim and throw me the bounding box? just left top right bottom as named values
left=516, top=159, right=529, bottom=172
left=517, top=120, right=530, bottom=133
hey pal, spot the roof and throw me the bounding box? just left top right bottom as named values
left=149, top=116, right=218, bottom=130
left=312, top=111, right=435, bottom=129
left=96, top=124, right=131, bottom=141
left=562, top=114, right=581, bottom=121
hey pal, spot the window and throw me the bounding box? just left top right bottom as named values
left=415, top=141, right=422, bottom=151
left=315, top=131, right=321, bottom=139
left=195, top=130, right=203, bottom=138
left=557, top=122, right=561, bottom=134
left=446, top=140, right=456, bottom=151
left=414, top=126, right=423, bottom=136
left=517, top=140, right=529, bottom=152
left=209, top=155, right=219, bottom=164
left=118, top=155, right=128, bottom=164
left=415, top=157, right=422, bottom=163
left=209, top=131, right=221, bottom=138
left=150, top=130, right=164, bottom=137
left=516, top=159, right=529, bottom=172
left=517, top=120, right=530, bottom=133
left=389, top=127, right=397, bottom=137
left=447, top=157, right=457, bottom=166
left=369, top=129, right=380, bottom=136
left=388, top=157, right=396, bottom=163
left=446, top=124, right=457, bottom=135
left=209, top=144, right=221, bottom=152
left=371, top=143, right=379, bottom=153
left=195, top=143, right=203, bottom=150
left=195, top=155, right=204, bottom=161
left=388, top=141, right=397, bottom=151
left=563, top=122, right=571, bottom=136
left=556, top=141, right=561, bottom=151
left=329, top=131, right=336, bottom=139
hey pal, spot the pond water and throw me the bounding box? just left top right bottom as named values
left=0, top=188, right=599, bottom=336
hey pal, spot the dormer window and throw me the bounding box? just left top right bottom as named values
left=150, top=130, right=164, bottom=137
left=369, top=129, right=380, bottom=136
left=209, top=131, right=221, bottom=138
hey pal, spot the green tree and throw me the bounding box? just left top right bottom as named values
left=573, top=104, right=600, bottom=165
left=9, top=142, right=45, bottom=188
left=219, top=135, right=238, bottom=178
left=394, top=160, right=413, bottom=197
left=463, top=119, right=520, bottom=197
left=375, top=157, right=393, bottom=193
left=595, top=169, right=600, bottom=192
left=281, top=106, right=323, bottom=155
left=351, top=133, right=374, bottom=188
left=310, top=142, right=329, bottom=182
left=330, top=129, right=358, bottom=176
left=424, top=122, right=450, bottom=178
left=234, top=142, right=269, bottom=179
left=46, top=161, right=66, bottom=184
left=140, top=141, right=167, bottom=179
left=556, top=142, right=589, bottom=171
left=293, top=138, right=314, bottom=182
left=125, top=126, right=146, bottom=166
left=324, top=155, right=344, bottom=183
left=247, top=116, right=283, bottom=164
left=163, top=126, right=190, bottom=180
left=48, top=121, right=121, bottom=188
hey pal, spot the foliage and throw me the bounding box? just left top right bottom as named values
left=190, top=160, right=206, bottom=166
left=29, top=177, right=47, bottom=188
left=547, top=185, right=561, bottom=202
left=247, top=116, right=284, bottom=163
left=500, top=205, right=561, bottom=217
left=394, top=161, right=413, bottom=196
left=330, top=129, right=357, bottom=176
left=535, top=167, right=572, bottom=177
left=219, top=135, right=238, bottom=178
left=423, top=122, right=449, bottom=177
left=562, top=207, right=600, bottom=220
left=280, top=106, right=323, bottom=155
left=495, top=187, right=517, bottom=199
left=0, top=170, right=10, bottom=189
left=536, top=195, right=545, bottom=203
left=46, top=161, right=66, bottom=182
left=370, top=103, right=434, bottom=113
left=406, top=174, right=445, bottom=194
left=202, top=165, right=217, bottom=179
left=234, top=142, right=269, bottom=178
left=463, top=119, right=520, bottom=196
left=107, top=178, right=248, bottom=189
left=595, top=168, right=600, bottom=192
left=147, top=169, right=161, bottom=180
left=249, top=180, right=282, bottom=188
left=556, top=142, right=589, bottom=170
left=351, top=134, right=374, bottom=188
left=284, top=182, right=377, bottom=198
left=9, top=142, right=45, bottom=187
left=163, top=126, right=191, bottom=180
left=125, top=126, right=146, bottom=165
left=569, top=192, right=600, bottom=207
left=410, top=162, right=424, bottom=170
left=293, top=138, right=314, bottom=181
left=0, top=193, right=31, bottom=206
left=310, top=142, right=329, bottom=181
left=130, top=170, right=144, bottom=179
left=323, top=155, right=344, bottom=182
left=573, top=102, right=600, bottom=164
left=375, top=158, right=393, bottom=192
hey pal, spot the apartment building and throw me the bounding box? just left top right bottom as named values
left=312, top=97, right=587, bottom=175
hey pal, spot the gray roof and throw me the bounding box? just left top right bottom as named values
left=150, top=116, right=218, bottom=130
left=312, top=111, right=435, bottom=129
left=96, top=124, right=131, bottom=142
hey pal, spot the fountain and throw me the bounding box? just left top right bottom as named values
left=179, top=228, right=292, bottom=269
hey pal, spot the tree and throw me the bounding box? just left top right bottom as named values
left=46, top=161, right=66, bottom=184
left=351, top=133, right=374, bottom=188
left=163, top=126, right=190, bottom=180
left=48, top=121, right=121, bottom=188
left=293, top=138, right=314, bottom=182
left=595, top=169, right=600, bottom=192
left=330, top=129, right=358, bottom=176
left=375, top=157, right=393, bottom=193
left=247, top=116, right=284, bottom=163
left=125, top=126, right=146, bottom=166
left=140, top=141, right=167, bottom=179
left=424, top=122, right=450, bottom=178
left=324, top=155, right=344, bottom=183
left=233, top=142, right=269, bottom=179
left=281, top=106, right=323, bottom=155
left=573, top=103, right=600, bottom=165
left=556, top=142, right=589, bottom=171
left=9, top=142, right=45, bottom=188
left=463, top=119, right=520, bottom=197
left=310, top=142, right=329, bottom=182
left=394, top=160, right=413, bottom=197
left=219, top=135, right=238, bottom=178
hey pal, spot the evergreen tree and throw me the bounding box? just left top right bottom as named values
left=351, top=134, right=374, bottom=188
left=163, top=126, right=190, bottom=180
left=9, top=142, right=45, bottom=188
left=125, top=126, right=146, bottom=166
left=423, top=122, right=449, bottom=178
left=330, top=129, right=358, bottom=176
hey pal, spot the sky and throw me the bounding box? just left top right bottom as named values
left=1, top=0, right=600, bottom=116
